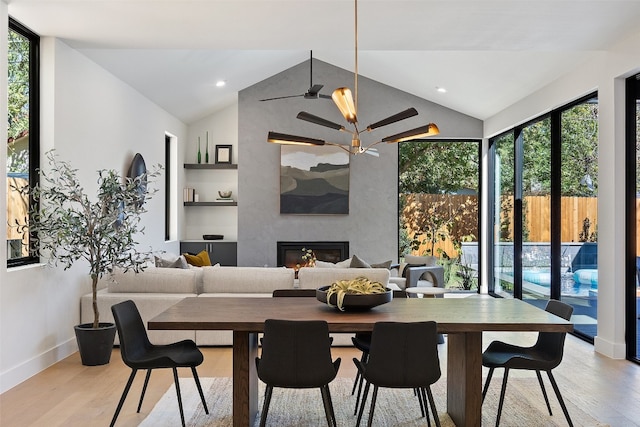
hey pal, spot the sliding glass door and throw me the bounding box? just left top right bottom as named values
left=489, top=93, right=599, bottom=342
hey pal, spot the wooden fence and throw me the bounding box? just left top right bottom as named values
left=403, top=194, right=600, bottom=257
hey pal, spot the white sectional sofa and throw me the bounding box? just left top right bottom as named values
left=80, top=264, right=393, bottom=346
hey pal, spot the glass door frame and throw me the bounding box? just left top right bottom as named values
left=625, top=73, right=640, bottom=363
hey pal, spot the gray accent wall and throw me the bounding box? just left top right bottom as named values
left=238, top=59, right=482, bottom=267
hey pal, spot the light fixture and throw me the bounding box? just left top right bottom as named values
left=266, top=0, right=439, bottom=156
left=216, top=80, right=226, bottom=87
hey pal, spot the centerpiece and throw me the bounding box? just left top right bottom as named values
left=316, top=276, right=392, bottom=311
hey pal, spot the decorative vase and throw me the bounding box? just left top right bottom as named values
left=197, top=137, right=202, bottom=164
left=74, top=322, right=117, bottom=366
left=205, top=131, right=209, bottom=163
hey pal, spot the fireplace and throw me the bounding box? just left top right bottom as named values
left=277, top=241, right=349, bottom=269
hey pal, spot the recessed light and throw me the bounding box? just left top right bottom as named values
left=436, top=86, right=447, bottom=93
left=216, top=80, right=226, bottom=87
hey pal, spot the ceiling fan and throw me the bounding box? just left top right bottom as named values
left=267, top=0, right=439, bottom=156
left=259, top=51, right=331, bottom=102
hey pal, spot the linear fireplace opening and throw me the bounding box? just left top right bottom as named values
left=277, top=241, right=349, bottom=269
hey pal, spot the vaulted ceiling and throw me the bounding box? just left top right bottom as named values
left=8, top=0, right=640, bottom=123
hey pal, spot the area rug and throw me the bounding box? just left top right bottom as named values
left=140, top=377, right=607, bottom=426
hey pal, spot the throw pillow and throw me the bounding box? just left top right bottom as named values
left=154, top=254, right=189, bottom=269
left=350, top=254, right=371, bottom=268
left=183, top=250, right=212, bottom=267
left=315, top=260, right=338, bottom=268
left=371, top=260, right=393, bottom=269
left=335, top=257, right=352, bottom=267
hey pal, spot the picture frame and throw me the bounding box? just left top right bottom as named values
left=215, top=145, right=233, bottom=164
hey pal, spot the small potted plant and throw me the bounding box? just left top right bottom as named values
left=19, top=150, right=160, bottom=365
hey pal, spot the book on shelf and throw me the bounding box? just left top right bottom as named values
left=183, top=187, right=196, bottom=202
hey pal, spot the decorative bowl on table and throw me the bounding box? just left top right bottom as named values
left=316, top=285, right=393, bottom=311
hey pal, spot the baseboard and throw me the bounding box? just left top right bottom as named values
left=0, top=337, right=78, bottom=394
left=594, top=335, right=626, bottom=359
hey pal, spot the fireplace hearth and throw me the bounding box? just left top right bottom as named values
left=277, top=241, right=349, bottom=269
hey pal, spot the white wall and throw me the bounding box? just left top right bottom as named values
left=484, top=29, right=640, bottom=358
left=0, top=34, right=188, bottom=392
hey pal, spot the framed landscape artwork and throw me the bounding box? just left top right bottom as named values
left=280, top=145, right=349, bottom=214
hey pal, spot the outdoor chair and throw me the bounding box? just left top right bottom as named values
left=482, top=299, right=574, bottom=426
left=109, top=300, right=208, bottom=427
left=354, top=321, right=442, bottom=427
left=256, top=319, right=341, bottom=427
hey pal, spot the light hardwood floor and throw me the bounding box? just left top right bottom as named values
left=1, top=333, right=639, bottom=426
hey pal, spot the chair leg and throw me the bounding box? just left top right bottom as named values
left=353, top=353, right=368, bottom=415
left=320, top=385, right=336, bottom=427
left=356, top=380, right=371, bottom=427
left=366, top=385, right=379, bottom=427
left=325, top=385, right=337, bottom=427
left=546, top=371, right=574, bottom=427
left=191, top=366, right=209, bottom=414
left=415, top=387, right=426, bottom=417
left=419, top=388, right=430, bottom=427
left=535, top=370, right=552, bottom=416
left=426, top=386, right=441, bottom=427
left=172, top=367, right=186, bottom=427
left=137, top=369, right=152, bottom=412
left=110, top=369, right=138, bottom=427
left=482, top=367, right=495, bottom=402
left=352, top=351, right=366, bottom=395
left=495, top=368, right=509, bottom=427
left=259, top=385, right=273, bottom=427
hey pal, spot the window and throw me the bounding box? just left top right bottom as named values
left=399, top=140, right=481, bottom=290
left=7, top=18, right=39, bottom=267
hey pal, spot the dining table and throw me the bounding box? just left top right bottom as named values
left=148, top=295, right=573, bottom=427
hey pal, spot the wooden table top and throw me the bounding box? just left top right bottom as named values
left=148, top=296, right=573, bottom=334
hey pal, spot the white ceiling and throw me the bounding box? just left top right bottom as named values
left=7, top=0, right=640, bottom=123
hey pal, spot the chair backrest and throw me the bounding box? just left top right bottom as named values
left=111, top=300, right=152, bottom=366
left=364, top=321, right=441, bottom=388
left=534, top=299, right=573, bottom=366
left=272, top=289, right=316, bottom=297
left=258, top=319, right=337, bottom=387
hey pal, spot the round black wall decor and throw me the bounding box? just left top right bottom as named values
left=127, top=153, right=147, bottom=206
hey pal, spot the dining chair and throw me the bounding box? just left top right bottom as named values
left=482, top=299, right=574, bottom=427
left=272, top=288, right=317, bottom=297
left=351, top=290, right=407, bottom=414
left=109, top=300, right=208, bottom=427
left=354, top=321, right=442, bottom=427
left=255, top=319, right=341, bottom=427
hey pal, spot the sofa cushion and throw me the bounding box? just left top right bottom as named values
left=201, top=266, right=295, bottom=293
left=183, top=250, right=212, bottom=267
left=105, top=267, right=202, bottom=293
left=315, top=257, right=352, bottom=268
left=350, top=254, right=371, bottom=268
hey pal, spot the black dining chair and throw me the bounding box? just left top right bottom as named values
left=351, top=289, right=407, bottom=414
left=272, top=288, right=317, bottom=297
left=482, top=299, right=574, bottom=427
left=255, top=319, right=341, bottom=427
left=354, top=321, right=442, bottom=427
left=109, top=300, right=208, bottom=427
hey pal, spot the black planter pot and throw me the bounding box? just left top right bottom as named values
left=74, top=322, right=116, bottom=366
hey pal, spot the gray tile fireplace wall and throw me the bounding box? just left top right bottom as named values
left=237, top=58, right=482, bottom=267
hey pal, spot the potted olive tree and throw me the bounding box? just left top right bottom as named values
left=23, top=150, right=160, bottom=365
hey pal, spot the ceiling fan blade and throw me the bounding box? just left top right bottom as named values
left=381, top=123, right=440, bottom=143
left=259, top=94, right=304, bottom=102
left=297, top=111, right=346, bottom=131
left=366, top=108, right=418, bottom=131
left=267, top=131, right=325, bottom=146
